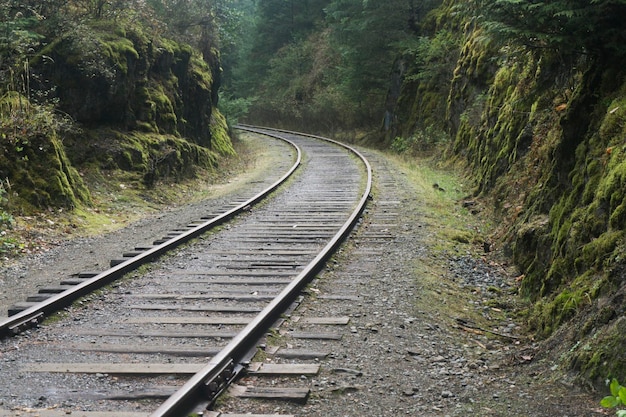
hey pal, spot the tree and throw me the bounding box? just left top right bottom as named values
left=0, top=2, right=45, bottom=95
left=479, top=0, right=626, bottom=57
left=324, top=0, right=418, bottom=123
left=245, top=0, right=329, bottom=81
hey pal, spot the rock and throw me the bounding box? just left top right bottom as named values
left=332, top=368, right=363, bottom=376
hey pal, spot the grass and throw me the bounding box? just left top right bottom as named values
left=381, top=151, right=513, bottom=335
left=388, top=152, right=479, bottom=239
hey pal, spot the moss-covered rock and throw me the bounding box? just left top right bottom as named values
left=387, top=0, right=626, bottom=388
left=64, top=128, right=220, bottom=189
left=570, top=314, right=626, bottom=386
left=449, top=31, right=626, bottom=388
left=0, top=94, right=90, bottom=211
left=32, top=20, right=230, bottom=153
left=3, top=19, right=233, bottom=209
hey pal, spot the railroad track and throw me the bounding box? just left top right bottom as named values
left=0, top=127, right=372, bottom=417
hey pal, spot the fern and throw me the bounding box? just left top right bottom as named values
left=474, top=0, right=626, bottom=57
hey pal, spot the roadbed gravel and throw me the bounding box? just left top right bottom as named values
left=0, top=135, right=606, bottom=416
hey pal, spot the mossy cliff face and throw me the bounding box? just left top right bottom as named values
left=35, top=23, right=232, bottom=153
left=447, top=28, right=626, bottom=386
left=391, top=2, right=626, bottom=387
left=3, top=21, right=232, bottom=210
left=0, top=93, right=91, bottom=211
left=385, top=0, right=461, bottom=145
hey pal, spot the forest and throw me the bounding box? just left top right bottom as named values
left=1, top=0, right=626, bottom=398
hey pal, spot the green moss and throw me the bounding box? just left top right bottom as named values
left=609, top=202, right=626, bottom=229
left=527, top=269, right=608, bottom=338
left=598, top=96, right=626, bottom=140
left=388, top=0, right=626, bottom=388
left=571, top=316, right=626, bottom=387
left=114, top=131, right=219, bottom=184
left=450, top=230, right=473, bottom=244
left=553, top=290, right=584, bottom=322
left=136, top=120, right=157, bottom=133
left=190, top=55, right=213, bottom=90
left=0, top=96, right=91, bottom=211
left=1, top=15, right=230, bottom=220
left=578, top=231, right=624, bottom=270
left=100, top=36, right=139, bottom=74
left=158, top=38, right=193, bottom=57
left=209, top=110, right=235, bottom=156
left=141, top=85, right=178, bottom=134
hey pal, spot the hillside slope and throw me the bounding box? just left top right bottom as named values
left=1, top=19, right=232, bottom=213
left=386, top=0, right=626, bottom=388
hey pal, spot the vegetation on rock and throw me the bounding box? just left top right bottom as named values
left=2, top=0, right=625, bottom=391
left=383, top=0, right=626, bottom=388
left=0, top=0, right=232, bottom=216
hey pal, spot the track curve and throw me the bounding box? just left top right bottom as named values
left=0, top=133, right=301, bottom=339
left=0, top=127, right=372, bottom=417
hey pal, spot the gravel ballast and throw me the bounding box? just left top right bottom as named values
left=0, top=137, right=606, bottom=416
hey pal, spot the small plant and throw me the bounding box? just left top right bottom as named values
left=218, top=93, right=255, bottom=128
left=391, top=135, right=414, bottom=154
left=391, top=126, right=450, bottom=155
left=601, top=378, right=626, bottom=417
left=0, top=179, right=14, bottom=229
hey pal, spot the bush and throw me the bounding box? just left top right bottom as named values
left=218, top=94, right=255, bottom=128
left=391, top=126, right=450, bottom=155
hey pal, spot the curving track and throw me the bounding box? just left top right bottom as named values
left=0, top=127, right=371, bottom=417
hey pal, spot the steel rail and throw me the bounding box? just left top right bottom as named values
left=150, top=126, right=373, bottom=417
left=0, top=134, right=302, bottom=339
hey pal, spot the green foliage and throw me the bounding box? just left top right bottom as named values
left=0, top=5, right=44, bottom=96
left=218, top=93, right=255, bottom=127
left=232, top=0, right=329, bottom=101
left=387, top=20, right=462, bottom=141
left=0, top=92, right=75, bottom=150
left=0, top=178, right=18, bottom=254
left=403, top=30, right=460, bottom=86
left=252, top=0, right=328, bottom=60
left=601, top=379, right=626, bottom=416
left=63, top=0, right=152, bottom=20
left=0, top=0, right=230, bottom=212
left=325, top=0, right=413, bottom=106
left=0, top=92, right=90, bottom=210
left=475, top=0, right=626, bottom=57
left=232, top=0, right=426, bottom=130
left=391, top=126, right=450, bottom=155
